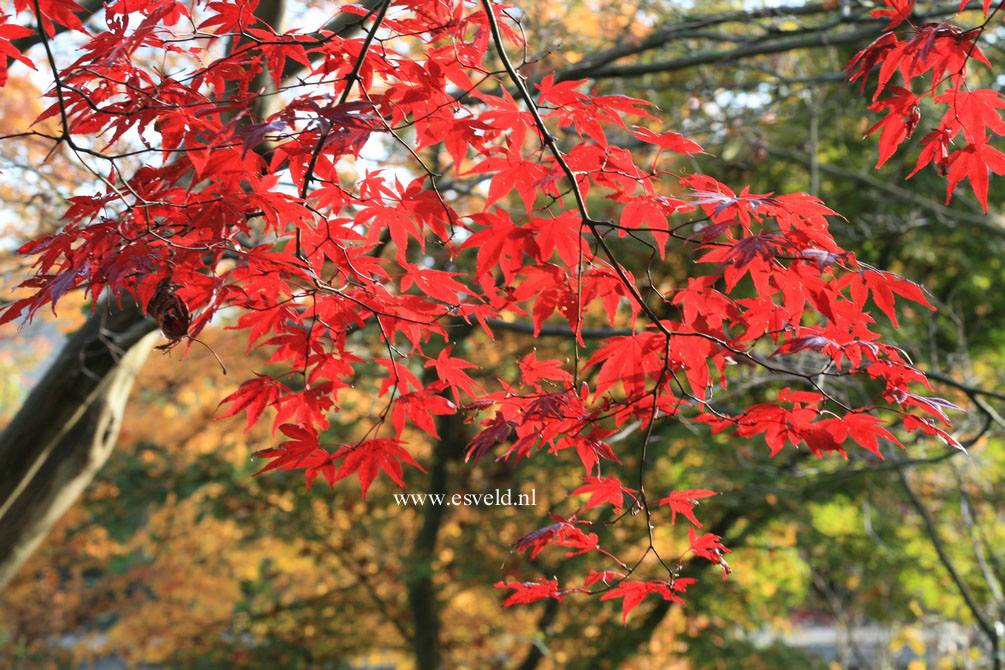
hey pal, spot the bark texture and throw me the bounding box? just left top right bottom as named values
left=0, top=300, right=158, bottom=588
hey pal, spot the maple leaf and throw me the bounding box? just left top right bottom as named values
left=865, top=86, right=920, bottom=168
left=658, top=490, right=718, bottom=527
left=528, top=210, right=582, bottom=266
left=907, top=127, right=953, bottom=179
left=470, top=150, right=548, bottom=213
left=844, top=33, right=900, bottom=94
left=465, top=411, right=516, bottom=463
left=685, top=178, right=779, bottom=225
left=375, top=357, right=424, bottom=397
left=871, top=0, right=915, bottom=31
left=512, top=520, right=568, bottom=560
left=14, top=0, right=89, bottom=37
left=619, top=196, right=671, bottom=258
left=688, top=527, right=732, bottom=578
left=390, top=391, right=456, bottom=438
left=630, top=125, right=703, bottom=156
left=495, top=580, right=583, bottom=606
left=509, top=263, right=580, bottom=336
left=584, top=332, right=663, bottom=398
left=426, top=345, right=482, bottom=405
left=234, top=119, right=287, bottom=156
left=569, top=476, right=637, bottom=512
left=460, top=209, right=536, bottom=284
left=0, top=17, right=35, bottom=87
left=889, top=389, right=965, bottom=424
left=253, top=423, right=322, bottom=476
left=943, top=140, right=1005, bottom=212
left=934, top=88, right=1005, bottom=144
left=903, top=415, right=963, bottom=450
left=770, top=333, right=835, bottom=358
left=217, top=374, right=286, bottom=433
left=836, top=413, right=903, bottom=456
left=853, top=266, right=935, bottom=327
left=553, top=526, right=608, bottom=559
left=517, top=352, right=573, bottom=388
left=570, top=434, right=620, bottom=474
left=600, top=580, right=684, bottom=624
left=522, top=392, right=571, bottom=422
left=535, top=73, right=589, bottom=107
left=330, top=438, right=426, bottom=500
left=399, top=266, right=471, bottom=305
left=510, top=515, right=609, bottom=561
left=799, top=248, right=848, bottom=272
left=583, top=570, right=625, bottom=588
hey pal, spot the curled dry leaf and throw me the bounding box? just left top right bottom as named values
left=146, top=277, right=190, bottom=349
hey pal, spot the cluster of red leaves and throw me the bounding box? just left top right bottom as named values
left=848, top=0, right=1005, bottom=210
left=0, top=0, right=982, bottom=622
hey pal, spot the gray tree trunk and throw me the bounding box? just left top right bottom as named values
left=0, top=300, right=157, bottom=588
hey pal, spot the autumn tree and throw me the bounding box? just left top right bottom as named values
left=2, top=1, right=1005, bottom=667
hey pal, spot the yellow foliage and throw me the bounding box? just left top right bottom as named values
left=890, top=626, right=926, bottom=656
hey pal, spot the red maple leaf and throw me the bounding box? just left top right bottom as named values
left=14, top=0, right=89, bottom=37
left=495, top=580, right=584, bottom=606
left=0, top=16, right=35, bottom=87
left=569, top=476, right=638, bottom=512
left=330, top=438, right=426, bottom=500
left=865, top=87, right=920, bottom=168
left=465, top=411, right=516, bottom=463
left=688, top=527, right=732, bottom=578
left=390, top=391, right=456, bottom=438
left=512, top=519, right=569, bottom=560
left=600, top=580, right=685, bottom=624
left=517, top=352, right=573, bottom=388
left=943, top=140, right=1005, bottom=212
left=583, top=570, right=626, bottom=588
left=658, top=490, right=718, bottom=527
left=934, top=88, right=1005, bottom=144
left=630, top=125, right=703, bottom=156
left=426, top=345, right=482, bottom=405
left=584, top=332, right=663, bottom=398
left=871, top=0, right=915, bottom=31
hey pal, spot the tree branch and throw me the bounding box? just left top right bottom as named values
left=554, top=1, right=988, bottom=82
left=897, top=464, right=1000, bottom=667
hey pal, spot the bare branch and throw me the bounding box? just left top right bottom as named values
left=897, top=464, right=1000, bottom=665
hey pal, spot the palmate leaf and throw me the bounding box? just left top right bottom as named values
left=569, top=476, right=637, bottom=512
left=658, top=490, right=718, bottom=527
left=601, top=580, right=686, bottom=624
left=330, top=438, right=426, bottom=500
left=871, top=0, right=914, bottom=31
left=865, top=86, right=920, bottom=168
left=944, top=140, right=1005, bottom=212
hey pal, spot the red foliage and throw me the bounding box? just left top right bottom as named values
left=1, top=0, right=990, bottom=621
left=848, top=0, right=1005, bottom=211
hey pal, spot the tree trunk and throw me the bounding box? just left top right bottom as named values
left=0, top=300, right=157, bottom=588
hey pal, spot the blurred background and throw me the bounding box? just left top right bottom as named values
left=2, top=1, right=1005, bottom=668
